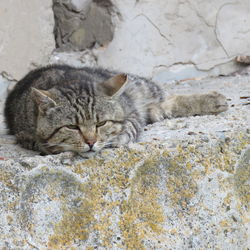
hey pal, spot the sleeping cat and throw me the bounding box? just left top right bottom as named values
left=4, top=65, right=228, bottom=155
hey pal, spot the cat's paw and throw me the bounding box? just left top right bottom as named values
left=202, top=91, right=228, bottom=114
left=148, top=104, right=166, bottom=122
left=109, top=133, right=132, bottom=147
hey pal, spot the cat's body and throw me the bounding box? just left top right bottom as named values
left=4, top=65, right=228, bottom=155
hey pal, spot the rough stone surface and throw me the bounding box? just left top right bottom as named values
left=94, top=0, right=250, bottom=80
left=53, top=0, right=115, bottom=51
left=1, top=0, right=250, bottom=82
left=0, top=74, right=249, bottom=249
left=0, top=0, right=55, bottom=80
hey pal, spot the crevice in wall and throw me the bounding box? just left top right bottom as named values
left=134, top=14, right=173, bottom=45
left=214, top=2, right=236, bottom=58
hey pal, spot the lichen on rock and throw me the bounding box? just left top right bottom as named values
left=1, top=74, right=250, bottom=248
left=234, top=146, right=250, bottom=210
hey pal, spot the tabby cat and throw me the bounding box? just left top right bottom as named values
left=4, top=65, right=228, bottom=155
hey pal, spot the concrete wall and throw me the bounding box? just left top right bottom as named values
left=0, top=0, right=250, bottom=83
left=96, top=0, right=250, bottom=81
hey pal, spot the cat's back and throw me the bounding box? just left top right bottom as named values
left=5, top=64, right=114, bottom=106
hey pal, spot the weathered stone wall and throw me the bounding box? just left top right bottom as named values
left=0, top=69, right=250, bottom=249
left=1, top=134, right=250, bottom=249
left=50, top=0, right=250, bottom=81
left=1, top=0, right=250, bottom=84
left=95, top=0, right=250, bottom=81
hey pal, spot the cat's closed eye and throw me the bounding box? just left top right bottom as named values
left=65, top=125, right=79, bottom=130
left=96, top=121, right=107, bottom=127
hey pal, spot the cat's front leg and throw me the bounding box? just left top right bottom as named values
left=109, top=118, right=143, bottom=147
left=16, top=131, right=39, bottom=151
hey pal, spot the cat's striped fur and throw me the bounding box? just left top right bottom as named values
left=4, top=65, right=228, bottom=155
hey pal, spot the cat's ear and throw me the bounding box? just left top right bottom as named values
left=98, top=74, right=128, bottom=97
left=31, top=88, right=56, bottom=113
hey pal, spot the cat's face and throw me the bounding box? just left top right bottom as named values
left=32, top=74, right=128, bottom=155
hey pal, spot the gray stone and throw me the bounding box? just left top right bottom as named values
left=53, top=0, right=115, bottom=51
left=0, top=73, right=250, bottom=249
left=0, top=132, right=249, bottom=249
left=234, top=146, right=250, bottom=210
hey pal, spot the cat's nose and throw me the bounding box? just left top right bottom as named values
left=86, top=139, right=96, bottom=149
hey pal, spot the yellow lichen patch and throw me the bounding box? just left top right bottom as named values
left=164, top=135, right=250, bottom=211
left=85, top=247, right=95, bottom=250
left=219, top=219, right=230, bottom=228
left=0, top=168, right=17, bottom=191
left=169, top=228, right=177, bottom=235
left=47, top=134, right=250, bottom=248
left=234, top=146, right=250, bottom=209
left=48, top=197, right=94, bottom=249
left=223, top=193, right=233, bottom=207
left=68, top=148, right=162, bottom=248
left=71, top=147, right=166, bottom=249
left=119, top=157, right=165, bottom=249
left=213, top=145, right=236, bottom=174
left=166, top=148, right=198, bottom=209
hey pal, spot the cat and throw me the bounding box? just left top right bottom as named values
left=4, top=64, right=228, bottom=155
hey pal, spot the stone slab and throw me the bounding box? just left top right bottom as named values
left=0, top=73, right=249, bottom=249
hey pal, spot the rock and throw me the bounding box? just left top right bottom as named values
left=0, top=73, right=250, bottom=249
left=0, top=134, right=250, bottom=249
left=234, top=146, right=250, bottom=209
left=0, top=0, right=55, bottom=80
left=236, top=55, right=250, bottom=64
left=53, top=0, right=115, bottom=51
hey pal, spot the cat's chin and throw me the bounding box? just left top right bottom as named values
left=77, top=150, right=98, bottom=158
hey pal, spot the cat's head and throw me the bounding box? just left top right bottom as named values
left=32, top=74, right=129, bottom=155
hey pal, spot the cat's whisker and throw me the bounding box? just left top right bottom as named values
left=103, top=143, right=116, bottom=148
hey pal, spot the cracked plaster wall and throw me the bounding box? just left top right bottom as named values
left=0, top=0, right=250, bottom=86
left=94, top=0, right=250, bottom=81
